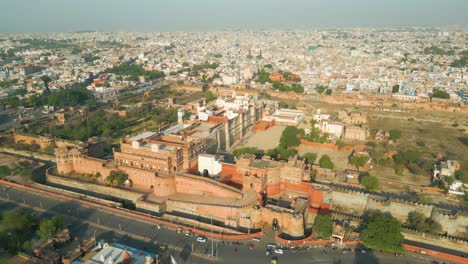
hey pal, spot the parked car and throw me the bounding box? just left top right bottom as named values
left=252, top=237, right=261, bottom=242
left=274, top=248, right=284, bottom=255
left=196, top=236, right=207, bottom=243
left=267, top=243, right=276, bottom=249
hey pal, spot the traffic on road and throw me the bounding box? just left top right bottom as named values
left=0, top=182, right=456, bottom=264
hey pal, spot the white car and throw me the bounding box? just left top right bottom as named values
left=196, top=236, right=207, bottom=243
left=267, top=244, right=276, bottom=249
left=274, top=248, right=284, bottom=254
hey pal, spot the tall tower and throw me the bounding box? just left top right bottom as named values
left=177, top=109, right=185, bottom=124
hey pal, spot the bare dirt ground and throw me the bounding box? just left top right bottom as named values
left=295, top=144, right=352, bottom=170
left=239, top=125, right=285, bottom=151
left=300, top=99, right=468, bottom=171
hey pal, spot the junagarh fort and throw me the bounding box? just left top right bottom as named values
left=13, top=93, right=467, bottom=240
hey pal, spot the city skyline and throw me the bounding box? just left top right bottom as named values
left=1, top=0, right=468, bottom=33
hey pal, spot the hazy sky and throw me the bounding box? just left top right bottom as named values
left=1, top=0, right=467, bottom=33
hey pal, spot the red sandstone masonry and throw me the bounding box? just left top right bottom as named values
left=4, top=181, right=464, bottom=262
left=299, top=140, right=366, bottom=152
left=402, top=244, right=467, bottom=264
left=275, top=235, right=466, bottom=264
left=0, top=180, right=261, bottom=240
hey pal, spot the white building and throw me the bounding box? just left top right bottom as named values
left=198, top=154, right=222, bottom=177
left=448, top=180, right=465, bottom=196
left=87, top=86, right=117, bottom=102
left=222, top=76, right=238, bottom=85
left=315, top=121, right=344, bottom=139
left=264, top=108, right=305, bottom=126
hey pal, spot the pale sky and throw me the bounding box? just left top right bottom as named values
left=1, top=0, right=467, bottom=33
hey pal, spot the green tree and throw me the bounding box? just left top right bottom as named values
left=389, top=129, right=402, bottom=141
left=392, top=85, right=399, bottom=93
left=360, top=175, right=379, bottom=191
left=37, top=216, right=64, bottom=240
left=279, top=126, right=301, bottom=148
left=316, top=85, right=328, bottom=94
left=407, top=211, right=442, bottom=235
left=325, top=89, right=332, bottom=95
left=455, top=170, right=468, bottom=184
left=0, top=210, right=36, bottom=253
left=313, top=215, right=333, bottom=239
left=357, top=156, right=370, bottom=169
left=106, top=170, right=129, bottom=187
left=319, top=155, right=334, bottom=169
left=40, top=75, right=52, bottom=89
left=0, top=165, right=11, bottom=177
left=303, top=152, right=317, bottom=164
left=233, top=147, right=258, bottom=158
left=432, top=89, right=450, bottom=99
left=407, top=211, right=425, bottom=231
left=19, top=168, right=32, bottom=181
left=335, top=139, right=345, bottom=149
left=350, top=155, right=359, bottom=168
left=203, top=91, right=217, bottom=102
left=266, top=146, right=297, bottom=161
left=361, top=211, right=403, bottom=253
left=257, top=69, right=270, bottom=84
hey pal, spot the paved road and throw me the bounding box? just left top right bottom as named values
left=1, top=184, right=455, bottom=264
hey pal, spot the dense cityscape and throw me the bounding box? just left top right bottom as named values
left=0, top=2, right=467, bottom=264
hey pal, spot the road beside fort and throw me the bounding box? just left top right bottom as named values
left=1, top=182, right=461, bottom=264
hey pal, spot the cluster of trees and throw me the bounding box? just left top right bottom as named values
left=316, top=85, right=332, bottom=95
left=0, top=161, right=32, bottom=181
left=36, top=110, right=127, bottom=142
left=423, top=46, right=449, bottom=56
left=278, top=101, right=297, bottom=109
left=104, top=63, right=165, bottom=81
left=272, top=82, right=304, bottom=93
left=192, top=61, right=219, bottom=71
left=265, top=126, right=300, bottom=161
left=281, top=71, right=301, bottom=82
left=1, top=86, right=95, bottom=109
left=105, top=170, right=129, bottom=188
left=393, top=150, right=425, bottom=175
left=257, top=68, right=271, bottom=84
left=266, top=147, right=297, bottom=161
left=361, top=210, right=403, bottom=253
left=313, top=215, right=333, bottom=239
left=34, top=105, right=177, bottom=142
left=406, top=211, right=442, bottom=235
left=360, top=175, right=379, bottom=191
left=10, top=141, right=41, bottom=152
left=349, top=154, right=370, bottom=171
left=37, top=216, right=64, bottom=240
left=232, top=147, right=259, bottom=158
left=450, top=54, right=467, bottom=68
left=302, top=127, right=329, bottom=144
left=83, top=54, right=100, bottom=63
left=0, top=210, right=64, bottom=254
left=432, top=89, right=450, bottom=99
